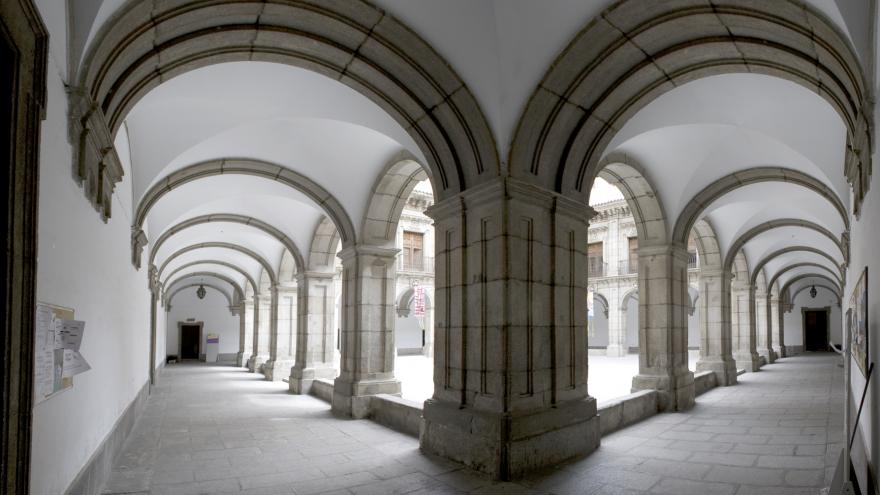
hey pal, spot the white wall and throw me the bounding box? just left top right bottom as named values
left=166, top=289, right=240, bottom=357
left=782, top=288, right=842, bottom=349
left=30, top=1, right=152, bottom=492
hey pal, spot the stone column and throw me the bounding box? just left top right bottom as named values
left=264, top=284, right=297, bottom=381
left=420, top=179, right=600, bottom=480
left=332, top=246, right=402, bottom=417
left=630, top=244, right=695, bottom=411
left=290, top=272, right=338, bottom=393
left=234, top=301, right=247, bottom=367
left=239, top=299, right=255, bottom=367
left=695, top=270, right=737, bottom=385
left=247, top=295, right=265, bottom=372
left=731, top=284, right=761, bottom=371
left=756, top=292, right=775, bottom=363
left=771, top=294, right=786, bottom=358
left=605, top=286, right=627, bottom=356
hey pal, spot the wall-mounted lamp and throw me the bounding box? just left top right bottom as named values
left=196, top=284, right=206, bottom=299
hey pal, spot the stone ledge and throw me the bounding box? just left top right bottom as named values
left=310, top=378, right=335, bottom=403
left=597, top=390, right=658, bottom=435
left=369, top=394, right=423, bottom=437
left=693, top=370, right=718, bottom=397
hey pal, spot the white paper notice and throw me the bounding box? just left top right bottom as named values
left=60, top=320, right=85, bottom=351
left=33, top=305, right=57, bottom=402
left=62, top=349, right=91, bottom=378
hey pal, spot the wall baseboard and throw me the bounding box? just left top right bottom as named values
left=63, top=379, right=151, bottom=495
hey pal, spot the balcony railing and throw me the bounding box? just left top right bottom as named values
left=687, top=251, right=699, bottom=269
left=587, top=259, right=606, bottom=278
left=618, top=259, right=638, bottom=275
left=398, top=256, right=434, bottom=273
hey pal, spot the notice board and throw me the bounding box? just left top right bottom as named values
left=34, top=303, right=90, bottom=404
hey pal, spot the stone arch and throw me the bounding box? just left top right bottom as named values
left=362, top=151, right=431, bottom=247
left=308, top=216, right=342, bottom=272
left=768, top=262, right=843, bottom=293
left=164, top=271, right=244, bottom=305
left=594, top=152, right=667, bottom=246
left=673, top=168, right=850, bottom=245
left=148, top=213, right=306, bottom=272
left=508, top=0, right=870, bottom=209
left=723, top=219, right=845, bottom=275
left=279, top=250, right=298, bottom=284
left=781, top=273, right=842, bottom=303
left=750, top=246, right=844, bottom=287
left=396, top=286, right=434, bottom=317
left=157, top=242, right=277, bottom=286
left=591, top=292, right=609, bottom=318
left=731, top=250, right=750, bottom=283
left=691, top=218, right=722, bottom=270
left=163, top=260, right=258, bottom=298
left=132, top=158, right=354, bottom=268
left=74, top=0, right=500, bottom=218
left=687, top=287, right=699, bottom=317
left=165, top=283, right=235, bottom=312
left=791, top=284, right=842, bottom=305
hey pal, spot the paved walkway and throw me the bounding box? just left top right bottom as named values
left=103, top=353, right=842, bottom=494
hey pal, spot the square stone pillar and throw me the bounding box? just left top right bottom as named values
left=235, top=301, right=250, bottom=367
left=332, top=246, right=402, bottom=418
left=695, top=270, right=737, bottom=386
left=290, top=272, right=338, bottom=393
left=731, top=284, right=761, bottom=371
left=755, top=291, right=776, bottom=363
left=245, top=296, right=261, bottom=371
left=248, top=293, right=273, bottom=372
left=420, top=178, right=600, bottom=480
left=770, top=295, right=785, bottom=358
left=605, top=286, right=628, bottom=357
left=630, top=244, right=695, bottom=411
left=264, top=285, right=297, bottom=381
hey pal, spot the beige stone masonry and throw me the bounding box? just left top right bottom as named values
left=332, top=246, right=402, bottom=418
left=695, top=270, right=737, bottom=386
left=419, top=178, right=600, bottom=480
left=264, top=285, right=297, bottom=381
left=290, top=272, right=338, bottom=394
left=630, top=244, right=695, bottom=411
left=731, top=284, right=762, bottom=372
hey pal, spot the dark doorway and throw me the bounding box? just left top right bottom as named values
left=180, top=325, right=201, bottom=359
left=803, top=309, right=829, bottom=352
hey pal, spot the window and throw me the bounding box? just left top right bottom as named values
left=627, top=237, right=639, bottom=274
left=587, top=242, right=604, bottom=277
left=402, top=231, right=424, bottom=271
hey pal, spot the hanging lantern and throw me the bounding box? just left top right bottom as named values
left=196, top=284, right=207, bottom=299
left=809, top=285, right=817, bottom=298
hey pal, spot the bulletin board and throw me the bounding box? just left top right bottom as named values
left=34, top=302, right=89, bottom=404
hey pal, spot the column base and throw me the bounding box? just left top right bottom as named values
left=331, top=376, right=401, bottom=419
left=420, top=397, right=600, bottom=480
left=235, top=351, right=247, bottom=368
left=632, top=369, right=695, bottom=411
left=734, top=352, right=762, bottom=372
left=773, top=346, right=786, bottom=358
left=247, top=354, right=268, bottom=373
left=695, top=358, right=738, bottom=386
left=605, top=344, right=628, bottom=357
left=263, top=358, right=294, bottom=381
left=758, top=349, right=776, bottom=364
left=289, top=366, right=337, bottom=394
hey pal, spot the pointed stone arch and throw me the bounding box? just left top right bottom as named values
left=74, top=0, right=500, bottom=222
left=672, top=168, right=850, bottom=245
left=509, top=0, right=871, bottom=210
left=132, top=158, right=353, bottom=268
left=148, top=213, right=306, bottom=272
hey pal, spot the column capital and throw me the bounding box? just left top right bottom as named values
left=295, top=270, right=336, bottom=282
left=337, top=244, right=399, bottom=263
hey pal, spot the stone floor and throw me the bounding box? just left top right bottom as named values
left=103, top=353, right=842, bottom=494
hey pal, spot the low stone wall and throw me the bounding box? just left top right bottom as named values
left=311, top=379, right=335, bottom=403
left=693, top=370, right=718, bottom=396
left=369, top=394, right=423, bottom=437
left=597, top=390, right=658, bottom=435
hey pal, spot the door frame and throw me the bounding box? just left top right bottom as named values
left=1, top=1, right=47, bottom=493
left=801, top=306, right=831, bottom=351
left=177, top=321, right=204, bottom=360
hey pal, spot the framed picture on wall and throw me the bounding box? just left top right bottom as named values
left=849, top=267, right=869, bottom=378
